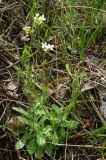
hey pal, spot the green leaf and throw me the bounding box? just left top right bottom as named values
left=60, top=120, right=71, bottom=128
left=66, top=63, right=71, bottom=75
left=18, top=116, right=33, bottom=127
left=14, top=126, right=26, bottom=134
left=40, top=84, right=48, bottom=100
left=36, top=109, right=46, bottom=115
left=35, top=146, right=44, bottom=158
left=50, top=115, right=59, bottom=125
left=26, top=67, right=35, bottom=88
left=71, top=79, right=80, bottom=98
left=52, top=132, right=58, bottom=144
left=27, top=138, right=36, bottom=155
left=69, top=120, right=79, bottom=130
left=45, top=144, right=53, bottom=156
left=52, top=104, right=63, bottom=115
left=37, top=96, right=44, bottom=105
left=79, top=71, right=87, bottom=81
left=91, top=124, right=106, bottom=136
left=22, top=133, right=32, bottom=141
left=65, top=101, right=76, bottom=116
left=21, top=46, right=31, bottom=65
left=39, top=114, right=49, bottom=124
left=15, top=133, right=32, bottom=150
left=60, top=120, right=79, bottom=130
left=43, top=125, right=52, bottom=137
left=15, top=139, right=25, bottom=150
left=36, top=134, right=46, bottom=146
left=57, top=127, right=66, bottom=139
left=12, top=107, right=29, bottom=117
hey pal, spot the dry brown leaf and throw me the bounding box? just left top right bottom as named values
left=6, top=80, right=18, bottom=98
left=81, top=81, right=97, bottom=92
left=55, top=84, right=66, bottom=100
left=6, top=116, right=25, bottom=130
left=82, top=118, right=91, bottom=129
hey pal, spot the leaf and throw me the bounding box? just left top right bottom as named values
left=36, top=109, right=46, bottom=115
left=14, top=126, right=26, bottom=134
left=15, top=133, right=32, bottom=150
left=71, top=79, right=80, bottom=98
left=69, top=120, right=79, bottom=130
left=27, top=138, right=36, bottom=155
left=37, top=96, right=44, bottom=105
left=21, top=46, right=31, bottom=65
left=36, top=134, right=46, bottom=146
left=18, top=116, right=33, bottom=127
left=52, top=104, right=63, bottom=115
left=91, top=125, right=106, bottom=136
left=66, top=63, right=71, bottom=75
left=12, top=107, right=29, bottom=117
left=45, top=144, right=53, bottom=156
left=65, top=101, right=76, bottom=116
left=40, top=84, right=48, bottom=100
left=60, top=120, right=70, bottom=128
left=6, top=81, right=18, bottom=98
left=57, top=128, right=66, bottom=140
left=15, top=139, right=25, bottom=150
left=52, top=132, right=58, bottom=144
left=22, top=133, right=32, bottom=141
left=39, top=114, right=49, bottom=124
left=79, top=71, right=87, bottom=81
left=81, top=81, right=97, bottom=92
left=50, top=115, right=58, bottom=126
left=60, top=120, right=79, bottom=130
left=34, top=146, right=44, bottom=158
left=43, top=125, right=52, bottom=137
left=26, top=67, right=35, bottom=88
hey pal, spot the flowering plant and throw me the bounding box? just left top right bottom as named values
left=34, top=13, right=46, bottom=25
left=41, top=42, right=54, bottom=52
left=23, top=26, right=31, bottom=35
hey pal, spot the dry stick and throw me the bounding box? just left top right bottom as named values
left=48, top=143, right=106, bottom=149
left=0, top=60, right=20, bottom=72
left=0, top=148, right=17, bottom=152
left=0, top=104, right=8, bottom=122
left=0, top=99, right=29, bottom=108
left=80, top=148, right=91, bottom=160
left=65, top=134, right=68, bottom=160
left=0, top=2, right=19, bottom=12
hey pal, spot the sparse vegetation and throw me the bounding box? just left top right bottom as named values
left=0, top=0, right=106, bottom=159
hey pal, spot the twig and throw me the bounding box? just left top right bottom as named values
left=48, top=142, right=105, bottom=149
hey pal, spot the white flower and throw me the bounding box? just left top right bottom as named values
left=35, top=13, right=39, bottom=17
left=34, top=13, right=46, bottom=25
left=21, top=35, right=30, bottom=41
left=23, top=26, right=31, bottom=35
left=39, top=14, right=46, bottom=22
left=41, top=42, right=54, bottom=52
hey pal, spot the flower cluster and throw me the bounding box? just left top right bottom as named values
left=23, top=26, right=31, bottom=35
left=23, top=14, right=46, bottom=35
left=34, top=13, right=46, bottom=25
left=22, top=13, right=54, bottom=52
left=41, top=42, right=54, bottom=52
